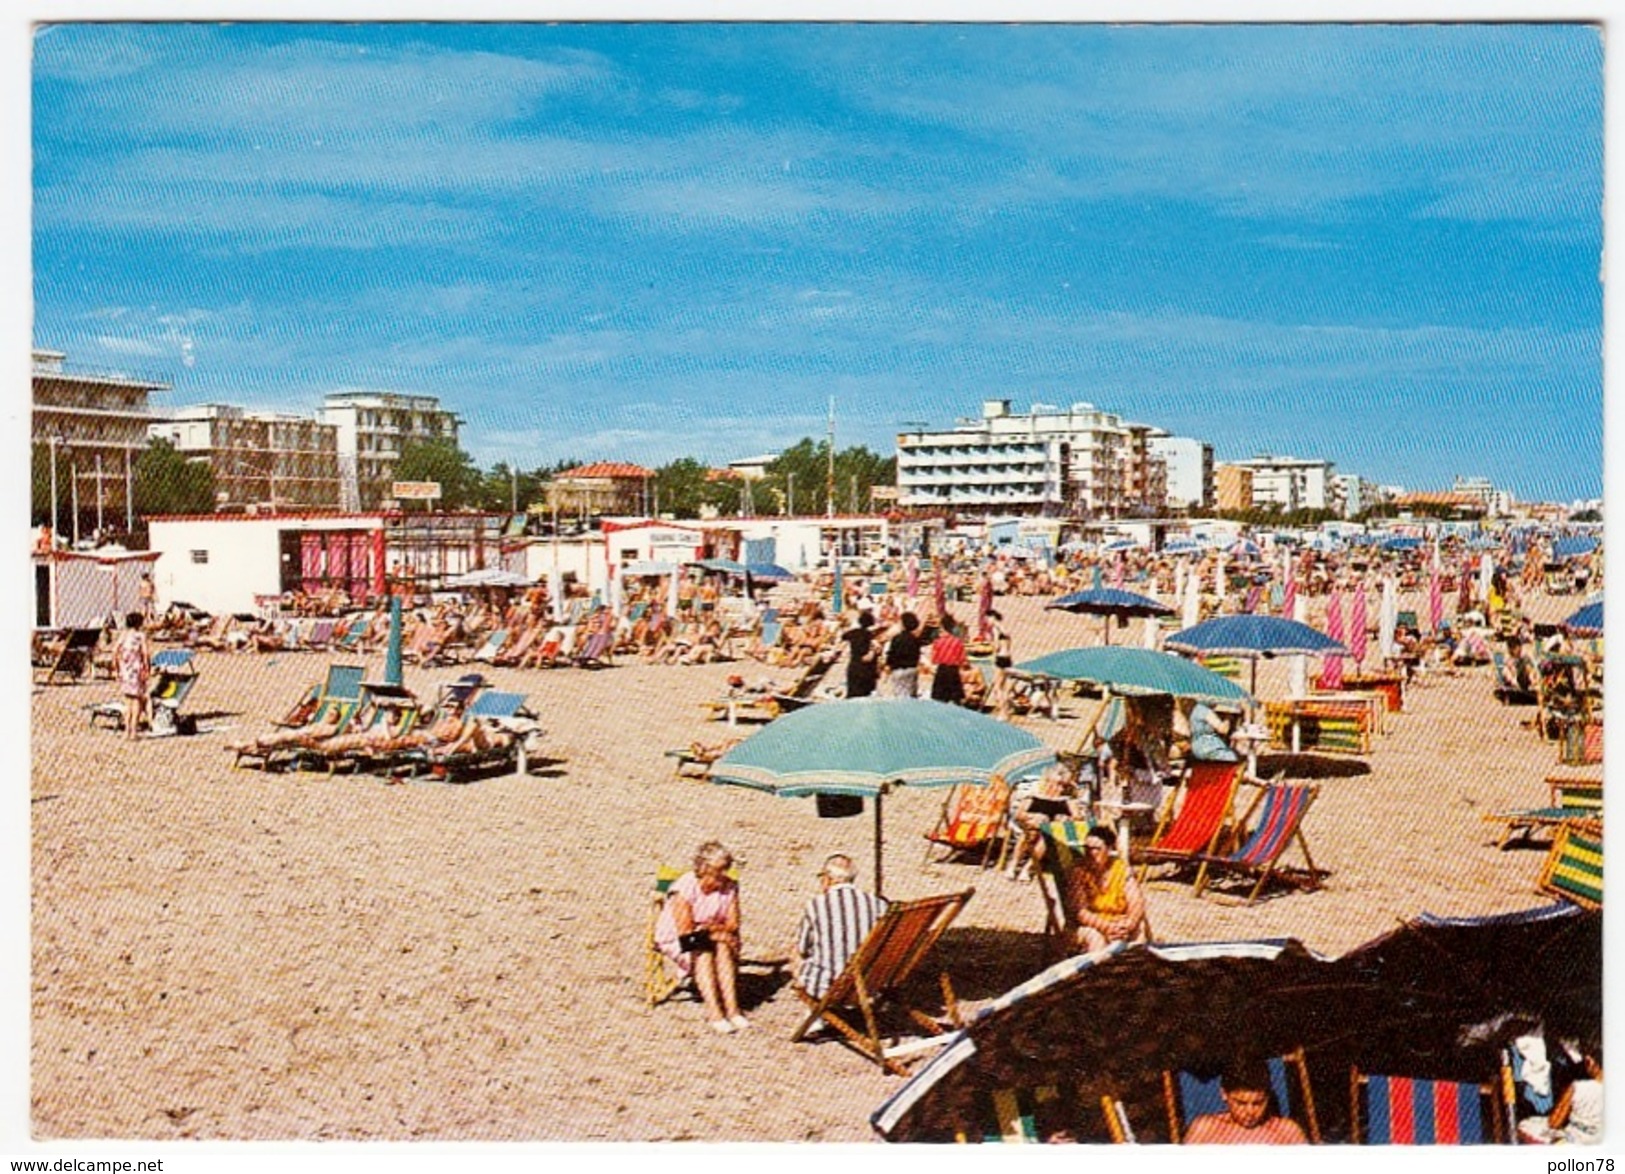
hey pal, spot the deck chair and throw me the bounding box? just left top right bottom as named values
left=1350, top=1069, right=1508, bottom=1144
left=921, top=777, right=1012, bottom=867
left=303, top=618, right=337, bottom=651
left=1198, top=654, right=1244, bottom=681
left=88, top=649, right=200, bottom=734
left=469, top=628, right=510, bottom=664
left=35, top=627, right=102, bottom=686
left=420, top=690, right=541, bottom=781
left=645, top=864, right=781, bottom=1008
left=1486, top=777, right=1603, bottom=848
left=790, top=888, right=974, bottom=1076
left=1163, top=1049, right=1321, bottom=1143
left=746, top=618, right=784, bottom=661
left=332, top=614, right=371, bottom=652
left=968, top=1085, right=1133, bottom=1144
left=1536, top=819, right=1601, bottom=910
left=1034, top=820, right=1153, bottom=961
left=769, top=652, right=838, bottom=713
left=302, top=682, right=423, bottom=776
left=1491, top=652, right=1538, bottom=704
left=1137, top=761, right=1245, bottom=882
left=664, top=739, right=739, bottom=780
left=1191, top=781, right=1326, bottom=903
left=233, top=664, right=367, bottom=769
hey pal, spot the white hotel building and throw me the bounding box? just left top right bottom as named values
left=896, top=399, right=1144, bottom=519
left=319, top=390, right=461, bottom=511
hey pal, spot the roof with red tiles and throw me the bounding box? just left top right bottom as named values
left=554, top=462, right=653, bottom=479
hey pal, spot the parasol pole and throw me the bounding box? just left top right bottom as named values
left=874, top=786, right=886, bottom=898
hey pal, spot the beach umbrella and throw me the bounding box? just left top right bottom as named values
left=745, top=562, right=796, bottom=583
left=1382, top=535, right=1424, bottom=552
left=906, top=555, right=920, bottom=599
left=1429, top=565, right=1443, bottom=635
left=832, top=556, right=844, bottom=616
left=1012, top=647, right=1253, bottom=708
left=1563, top=599, right=1603, bottom=636
left=1349, top=582, right=1368, bottom=671
left=1141, top=614, right=1160, bottom=650
left=709, top=698, right=1053, bottom=895
left=1552, top=535, right=1599, bottom=561
left=1163, top=537, right=1201, bottom=556
left=1165, top=614, right=1349, bottom=697
left=1322, top=590, right=1346, bottom=689
left=666, top=569, right=680, bottom=616
left=1047, top=588, right=1175, bottom=647
left=444, top=566, right=533, bottom=589
left=1091, top=563, right=1103, bottom=591
left=1229, top=538, right=1262, bottom=560
left=1213, top=547, right=1225, bottom=598
left=383, top=595, right=404, bottom=687
left=692, top=557, right=749, bottom=576
left=1101, top=538, right=1138, bottom=553
left=1478, top=553, right=1494, bottom=609
left=1281, top=551, right=1297, bottom=618
left=548, top=568, right=564, bottom=622
left=932, top=557, right=947, bottom=620
left=1181, top=566, right=1201, bottom=630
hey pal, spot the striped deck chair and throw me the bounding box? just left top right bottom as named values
left=1192, top=781, right=1325, bottom=903
left=966, top=1085, right=1131, bottom=1144
left=1537, top=819, right=1601, bottom=910
left=469, top=628, right=510, bottom=664
left=36, top=627, right=102, bottom=686
left=1163, top=1049, right=1321, bottom=1143
left=1486, top=777, right=1603, bottom=848
left=332, top=614, right=371, bottom=652
left=921, top=777, right=1012, bottom=867
left=790, top=888, right=974, bottom=1076
left=233, top=663, right=367, bottom=769
left=1137, top=761, right=1245, bottom=882
left=1198, top=654, right=1244, bottom=681
left=1035, top=820, right=1152, bottom=960
left=1350, top=1070, right=1507, bottom=1144
left=303, top=618, right=337, bottom=651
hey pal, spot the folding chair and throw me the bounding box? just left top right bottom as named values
left=303, top=682, right=424, bottom=776
left=1536, top=819, right=1601, bottom=910
left=645, top=863, right=777, bottom=1008
left=1191, top=781, right=1326, bottom=903
left=469, top=628, right=510, bottom=664
left=790, top=888, right=974, bottom=1076
left=1491, top=652, right=1538, bottom=705
left=1486, top=777, right=1603, bottom=848
left=232, top=664, right=367, bottom=769
left=1034, top=820, right=1152, bottom=961
left=1164, top=1049, right=1321, bottom=1143
left=35, top=627, right=102, bottom=686
left=922, top=777, right=1012, bottom=868
left=969, top=1085, right=1132, bottom=1144
left=1137, top=760, right=1245, bottom=882
left=1350, top=1068, right=1508, bottom=1144
left=89, top=649, right=200, bottom=733
left=419, top=690, right=541, bottom=781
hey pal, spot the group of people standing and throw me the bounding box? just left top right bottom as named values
left=838, top=605, right=1010, bottom=708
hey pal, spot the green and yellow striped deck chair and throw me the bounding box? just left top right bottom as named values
left=1537, top=820, right=1601, bottom=910
left=790, top=888, right=973, bottom=1075
left=1199, top=654, right=1244, bottom=680
left=646, top=863, right=747, bottom=1008
left=961, top=1085, right=1132, bottom=1143
left=1486, top=777, right=1603, bottom=848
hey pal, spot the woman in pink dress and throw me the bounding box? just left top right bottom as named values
left=654, top=841, right=747, bottom=1033
left=114, top=612, right=151, bottom=741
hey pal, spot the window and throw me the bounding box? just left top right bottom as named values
left=190, top=550, right=209, bottom=564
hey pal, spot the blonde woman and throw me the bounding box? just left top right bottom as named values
left=654, top=841, right=748, bottom=1033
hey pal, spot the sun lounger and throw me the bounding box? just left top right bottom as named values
left=790, top=888, right=974, bottom=1076
left=469, top=628, right=510, bottom=664
left=1350, top=1068, right=1510, bottom=1144
left=299, top=682, right=424, bottom=776
left=411, top=690, right=541, bottom=782
left=1191, top=781, right=1326, bottom=903
left=88, top=649, right=200, bottom=735
left=231, top=663, right=367, bottom=769
left=1486, top=776, right=1602, bottom=848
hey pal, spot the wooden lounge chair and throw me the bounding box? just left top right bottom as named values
left=1350, top=1068, right=1510, bottom=1144
left=469, top=628, right=510, bottom=664
left=921, top=778, right=1012, bottom=868
left=1137, top=761, right=1245, bottom=882
left=301, top=683, right=424, bottom=776
left=1163, top=1049, right=1321, bottom=1143
left=790, top=888, right=974, bottom=1076
left=231, top=663, right=367, bottom=769
left=35, top=627, right=102, bottom=686
left=968, top=1085, right=1132, bottom=1144
left=1537, top=819, right=1601, bottom=910
left=417, top=690, right=541, bottom=781
left=663, top=739, right=739, bottom=780
left=1191, top=781, right=1326, bottom=903
left=1485, top=776, right=1603, bottom=848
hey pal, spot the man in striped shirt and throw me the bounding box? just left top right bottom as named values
left=793, top=854, right=888, bottom=999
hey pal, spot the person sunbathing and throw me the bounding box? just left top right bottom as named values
left=679, top=620, right=727, bottom=665
left=1182, top=1058, right=1306, bottom=1144
left=226, top=704, right=348, bottom=755
left=309, top=702, right=421, bottom=758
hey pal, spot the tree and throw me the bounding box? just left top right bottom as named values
left=654, top=457, right=712, bottom=518
left=479, top=460, right=546, bottom=514
left=761, top=438, right=898, bottom=516
left=134, top=439, right=216, bottom=517
left=394, top=437, right=483, bottom=510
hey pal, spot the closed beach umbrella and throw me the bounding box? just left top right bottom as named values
left=1380, top=576, right=1398, bottom=661
left=1213, top=548, right=1226, bottom=599
left=1429, top=558, right=1443, bottom=635
left=1182, top=566, right=1202, bottom=630
left=1479, top=553, right=1494, bottom=608
left=383, top=595, right=404, bottom=687
left=1457, top=559, right=1474, bottom=614
left=1281, top=551, right=1297, bottom=618
left=907, top=554, right=920, bottom=599
left=1349, top=582, right=1368, bottom=671
left=1112, top=553, right=1126, bottom=589
left=1092, top=563, right=1104, bottom=591
left=710, top=698, right=1053, bottom=894
left=548, top=567, right=564, bottom=623
left=1323, top=590, right=1346, bottom=689
left=832, top=555, right=843, bottom=615
left=1142, top=613, right=1160, bottom=650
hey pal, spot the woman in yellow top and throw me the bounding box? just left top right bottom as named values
left=1063, top=824, right=1147, bottom=955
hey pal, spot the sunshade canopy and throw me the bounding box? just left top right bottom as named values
left=1046, top=588, right=1175, bottom=619
left=1012, top=647, right=1253, bottom=707
left=744, top=562, right=796, bottom=582
left=1165, top=615, right=1348, bottom=659
left=1563, top=599, right=1603, bottom=635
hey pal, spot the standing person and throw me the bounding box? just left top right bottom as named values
left=928, top=614, right=967, bottom=704
left=653, top=841, right=749, bottom=1034
left=137, top=572, right=157, bottom=620
left=884, top=612, right=924, bottom=698
left=114, top=612, right=151, bottom=742
left=841, top=610, right=880, bottom=699
left=791, top=854, right=888, bottom=1000
left=986, top=609, right=1015, bottom=718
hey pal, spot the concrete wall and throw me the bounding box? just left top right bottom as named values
left=148, top=516, right=383, bottom=615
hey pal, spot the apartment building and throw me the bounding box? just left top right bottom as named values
left=32, top=348, right=169, bottom=535
left=319, top=390, right=461, bottom=511
left=150, top=404, right=341, bottom=510
left=1214, top=464, right=1254, bottom=513
left=1147, top=435, right=1215, bottom=511
left=896, top=399, right=1138, bottom=520
left=1224, top=455, right=1336, bottom=512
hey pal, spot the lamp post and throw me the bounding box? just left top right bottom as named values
left=48, top=434, right=60, bottom=546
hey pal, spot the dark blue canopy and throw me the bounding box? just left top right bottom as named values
left=1046, top=588, right=1175, bottom=619
left=1564, top=600, right=1602, bottom=635
left=1552, top=536, right=1599, bottom=560
left=1165, top=615, right=1348, bottom=658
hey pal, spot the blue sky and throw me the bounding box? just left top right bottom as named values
left=32, top=22, right=1603, bottom=500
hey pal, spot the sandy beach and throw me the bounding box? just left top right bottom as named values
left=30, top=586, right=1589, bottom=1141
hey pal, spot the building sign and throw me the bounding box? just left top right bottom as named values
left=646, top=528, right=704, bottom=546
left=869, top=486, right=899, bottom=502
left=391, top=481, right=442, bottom=501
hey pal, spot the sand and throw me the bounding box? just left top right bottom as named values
left=30, top=586, right=1591, bottom=1141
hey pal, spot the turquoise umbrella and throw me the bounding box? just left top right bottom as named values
left=710, top=698, right=1054, bottom=894
left=1013, top=647, right=1254, bottom=708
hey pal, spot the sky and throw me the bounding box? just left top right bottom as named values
left=31, top=21, right=1604, bottom=501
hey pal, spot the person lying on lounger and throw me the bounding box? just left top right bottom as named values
left=226, top=704, right=347, bottom=754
